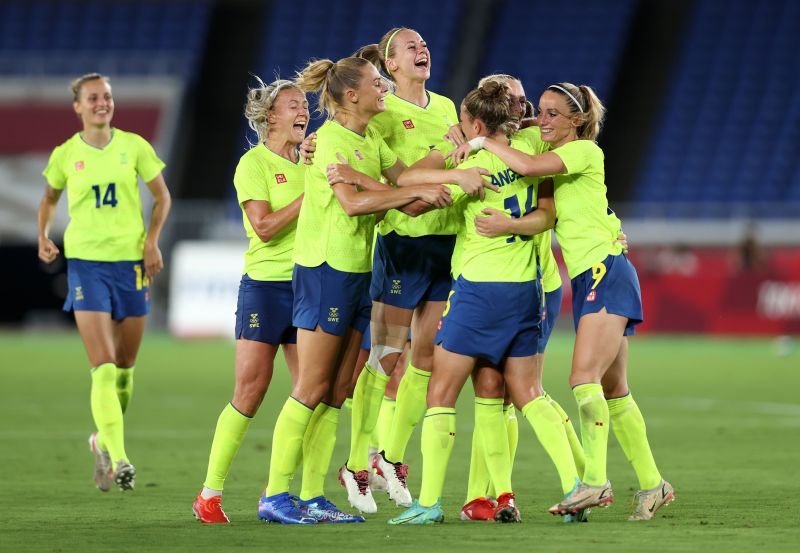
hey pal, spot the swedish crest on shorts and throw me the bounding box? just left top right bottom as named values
left=328, top=307, right=339, bottom=322
left=390, top=279, right=402, bottom=294
left=249, top=313, right=260, bottom=328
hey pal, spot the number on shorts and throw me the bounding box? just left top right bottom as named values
left=133, top=264, right=149, bottom=290
left=91, top=182, right=118, bottom=208
left=591, top=262, right=607, bottom=290
left=442, top=290, right=455, bottom=317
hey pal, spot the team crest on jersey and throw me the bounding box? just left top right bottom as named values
left=402, top=119, right=415, bottom=129
left=275, top=173, right=287, bottom=184
left=328, top=307, right=340, bottom=323
left=354, top=149, right=364, bottom=160
left=119, top=153, right=128, bottom=165
left=74, top=161, right=85, bottom=171
left=586, top=290, right=597, bottom=302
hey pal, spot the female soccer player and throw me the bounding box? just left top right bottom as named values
left=388, top=81, right=578, bottom=525
left=463, top=82, right=674, bottom=521
left=192, top=78, right=309, bottom=523
left=257, top=56, right=452, bottom=524
left=38, top=73, right=171, bottom=492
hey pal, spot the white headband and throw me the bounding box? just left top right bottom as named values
left=549, top=85, right=584, bottom=113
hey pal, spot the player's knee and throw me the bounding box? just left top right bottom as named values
left=367, top=344, right=404, bottom=374
left=473, top=370, right=504, bottom=398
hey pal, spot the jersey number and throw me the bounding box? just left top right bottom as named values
left=504, top=185, right=535, bottom=243
left=91, top=183, right=118, bottom=208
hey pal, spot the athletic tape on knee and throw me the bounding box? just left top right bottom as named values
left=368, top=344, right=404, bottom=375
left=370, top=320, right=409, bottom=350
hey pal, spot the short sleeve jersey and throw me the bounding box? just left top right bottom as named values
left=446, top=137, right=539, bottom=283
left=42, top=129, right=165, bottom=261
left=233, top=144, right=305, bottom=281
left=371, top=91, right=460, bottom=237
left=550, top=140, right=623, bottom=278
left=293, top=120, right=397, bottom=274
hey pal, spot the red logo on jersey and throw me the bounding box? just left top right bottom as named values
left=402, top=119, right=415, bottom=129
left=354, top=149, right=364, bottom=160
left=586, top=290, right=597, bottom=302
left=75, top=161, right=85, bottom=171
left=275, top=173, right=287, bottom=184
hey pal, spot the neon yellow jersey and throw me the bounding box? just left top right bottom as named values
left=550, top=140, right=623, bottom=278
left=42, top=129, right=164, bottom=261
left=233, top=144, right=305, bottom=281
left=515, top=126, right=550, bottom=155
left=535, top=230, right=561, bottom=293
left=372, top=91, right=459, bottom=237
left=293, top=120, right=398, bottom=273
left=447, top=138, right=539, bottom=283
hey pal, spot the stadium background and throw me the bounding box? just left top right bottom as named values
left=0, top=1, right=798, bottom=551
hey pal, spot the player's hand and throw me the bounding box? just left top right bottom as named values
left=37, top=237, right=60, bottom=264
left=416, top=184, right=452, bottom=209
left=300, top=132, right=317, bottom=165
left=457, top=167, right=498, bottom=200
left=444, top=124, right=466, bottom=147
left=475, top=208, right=512, bottom=237
left=447, top=143, right=473, bottom=166
left=143, top=240, right=164, bottom=280
left=616, top=232, right=629, bottom=253
left=326, top=153, right=361, bottom=186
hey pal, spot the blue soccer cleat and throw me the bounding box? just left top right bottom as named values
left=387, top=499, right=444, bottom=525
left=258, top=492, right=317, bottom=524
left=297, top=496, right=365, bottom=523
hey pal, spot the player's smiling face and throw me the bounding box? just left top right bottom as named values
left=537, top=90, right=578, bottom=147
left=74, top=79, right=114, bottom=128
left=388, top=30, right=430, bottom=82
left=357, top=64, right=389, bottom=116
left=270, top=87, right=309, bottom=144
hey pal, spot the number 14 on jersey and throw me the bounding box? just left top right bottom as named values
left=91, top=182, right=118, bottom=208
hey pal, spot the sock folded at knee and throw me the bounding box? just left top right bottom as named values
left=116, top=366, right=135, bottom=414
left=466, top=398, right=498, bottom=502
left=546, top=392, right=586, bottom=480
left=371, top=397, right=396, bottom=452
left=384, top=364, right=430, bottom=462
left=348, top=364, right=390, bottom=471
left=419, top=407, right=456, bottom=507
left=91, top=362, right=127, bottom=464
left=573, top=383, right=610, bottom=486
left=266, top=397, right=313, bottom=496
left=607, top=394, right=662, bottom=490
left=203, top=403, right=253, bottom=491
left=522, top=396, right=579, bottom=494
left=300, top=404, right=341, bottom=501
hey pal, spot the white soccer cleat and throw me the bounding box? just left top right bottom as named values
left=113, top=460, right=136, bottom=491
left=628, top=480, right=675, bottom=521
left=368, top=451, right=389, bottom=493
left=88, top=432, right=112, bottom=492
left=338, top=464, right=377, bottom=514
left=372, top=451, right=412, bottom=508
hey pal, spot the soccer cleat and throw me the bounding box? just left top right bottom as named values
left=628, top=480, right=675, bottom=521
left=297, top=496, right=365, bottom=523
left=192, top=492, right=230, bottom=524
left=113, top=460, right=136, bottom=491
left=493, top=492, right=521, bottom=523
left=549, top=481, right=613, bottom=515
left=388, top=499, right=445, bottom=525
left=338, top=464, right=377, bottom=513
left=460, top=497, right=497, bottom=521
left=258, top=492, right=317, bottom=524
left=88, top=432, right=112, bottom=492
left=563, top=508, right=591, bottom=523
left=372, top=451, right=412, bottom=507
left=368, top=451, right=389, bottom=493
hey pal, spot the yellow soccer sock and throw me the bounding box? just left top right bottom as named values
left=203, top=403, right=252, bottom=491
left=384, top=364, right=430, bottom=462
left=573, top=383, right=610, bottom=486
left=300, top=404, right=341, bottom=500
left=465, top=398, right=497, bottom=502
left=348, top=364, right=390, bottom=471
left=607, top=394, right=662, bottom=489
left=266, top=397, right=313, bottom=496
left=90, top=362, right=127, bottom=464
left=504, top=404, right=519, bottom=476
left=371, top=396, right=396, bottom=452
left=419, top=407, right=456, bottom=507
left=116, top=366, right=135, bottom=414
left=478, top=399, right=513, bottom=497
left=522, top=396, right=579, bottom=494
left=547, top=392, right=586, bottom=480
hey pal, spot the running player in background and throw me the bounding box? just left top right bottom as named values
left=466, top=82, right=674, bottom=521
left=192, top=78, right=308, bottom=523
left=257, top=56, right=451, bottom=524
left=38, top=73, right=171, bottom=493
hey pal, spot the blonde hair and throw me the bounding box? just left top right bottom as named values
left=244, top=75, right=304, bottom=144
left=354, top=27, right=419, bottom=79
left=296, top=57, right=372, bottom=118
left=478, top=73, right=534, bottom=127
left=70, top=73, right=109, bottom=102
left=463, top=80, right=515, bottom=137
left=547, top=82, right=606, bottom=141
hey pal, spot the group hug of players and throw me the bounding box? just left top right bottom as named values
left=37, top=26, right=675, bottom=526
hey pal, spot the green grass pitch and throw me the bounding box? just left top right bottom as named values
left=1, top=331, right=798, bottom=552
